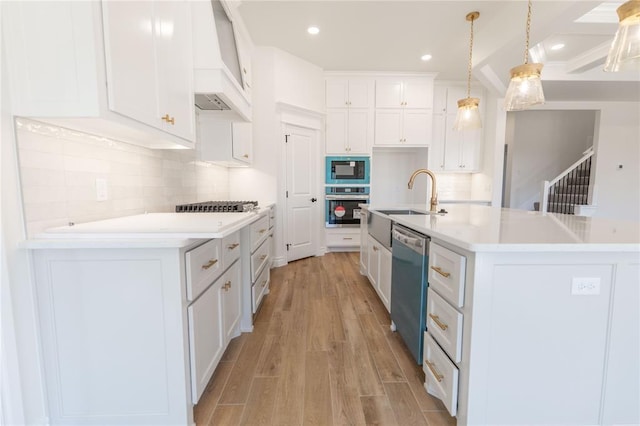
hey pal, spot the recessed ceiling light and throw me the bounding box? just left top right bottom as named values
left=421, top=54, right=432, bottom=61
left=307, top=26, right=320, bottom=35
left=550, top=43, right=565, bottom=51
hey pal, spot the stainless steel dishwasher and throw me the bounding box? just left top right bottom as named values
left=390, top=223, right=429, bottom=365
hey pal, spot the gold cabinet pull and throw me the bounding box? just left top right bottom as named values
left=259, top=254, right=267, bottom=261
left=425, top=360, right=444, bottom=382
left=431, top=266, right=451, bottom=278
left=243, top=154, right=249, bottom=158
left=161, top=114, right=175, bottom=125
left=261, top=279, right=267, bottom=287
left=227, top=243, right=240, bottom=250
left=373, top=246, right=379, bottom=252
left=429, top=314, right=448, bottom=331
left=202, top=259, right=218, bottom=270
left=259, top=229, right=267, bottom=234
left=223, top=280, right=231, bottom=291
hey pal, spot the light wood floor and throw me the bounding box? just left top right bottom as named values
left=194, top=252, right=456, bottom=426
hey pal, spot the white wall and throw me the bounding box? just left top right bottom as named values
left=520, top=101, right=640, bottom=222
left=504, top=110, right=596, bottom=211
left=16, top=119, right=230, bottom=237
left=229, top=47, right=325, bottom=264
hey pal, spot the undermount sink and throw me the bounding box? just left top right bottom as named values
left=375, top=209, right=429, bottom=216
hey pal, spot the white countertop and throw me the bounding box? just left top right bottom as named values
left=26, top=209, right=270, bottom=249
left=365, top=204, right=640, bottom=252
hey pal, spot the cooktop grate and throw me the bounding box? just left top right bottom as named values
left=175, top=201, right=258, bottom=213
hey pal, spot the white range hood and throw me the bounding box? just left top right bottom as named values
left=191, top=0, right=251, bottom=121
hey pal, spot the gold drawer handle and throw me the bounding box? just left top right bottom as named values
left=373, top=246, right=379, bottom=252
left=243, top=154, right=249, bottom=158
left=202, top=259, right=218, bottom=270
left=431, top=266, right=451, bottom=278
left=223, top=280, right=231, bottom=291
left=259, top=229, right=267, bottom=234
left=227, top=243, right=240, bottom=250
left=261, top=279, right=267, bottom=287
left=259, top=254, right=267, bottom=261
left=428, top=314, right=448, bottom=331
left=343, top=237, right=353, bottom=240
left=425, top=360, right=444, bottom=382
left=161, top=114, right=175, bottom=125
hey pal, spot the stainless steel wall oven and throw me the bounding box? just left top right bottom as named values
left=325, top=186, right=369, bottom=227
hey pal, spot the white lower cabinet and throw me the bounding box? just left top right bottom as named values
left=326, top=228, right=360, bottom=249
left=188, top=277, right=224, bottom=403
left=424, top=332, right=459, bottom=416
left=367, top=235, right=391, bottom=312
left=359, top=210, right=369, bottom=275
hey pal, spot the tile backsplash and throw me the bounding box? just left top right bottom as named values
left=16, top=119, right=229, bottom=237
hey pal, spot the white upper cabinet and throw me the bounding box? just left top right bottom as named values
left=325, top=75, right=374, bottom=155
left=326, top=78, right=373, bottom=108
left=375, top=76, right=434, bottom=109
left=374, top=74, right=435, bottom=147
left=2, top=0, right=195, bottom=149
left=430, top=84, right=483, bottom=172
left=197, top=111, right=252, bottom=166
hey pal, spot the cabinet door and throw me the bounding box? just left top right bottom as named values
left=378, top=246, right=392, bottom=312
left=430, top=114, right=447, bottom=171
left=403, top=109, right=432, bottom=145
left=432, top=85, right=448, bottom=114
left=155, top=0, right=195, bottom=141
left=375, top=78, right=403, bottom=108
left=326, top=78, right=349, bottom=108
left=102, top=1, right=160, bottom=129
left=222, top=262, right=241, bottom=344
left=326, top=109, right=348, bottom=154
left=348, top=79, right=372, bottom=108
left=347, top=109, right=371, bottom=154
left=459, top=128, right=482, bottom=170
left=231, top=122, right=252, bottom=164
left=360, top=212, right=369, bottom=274
left=188, top=280, right=224, bottom=403
left=402, top=77, right=434, bottom=109
left=367, top=235, right=380, bottom=289
left=374, top=109, right=403, bottom=145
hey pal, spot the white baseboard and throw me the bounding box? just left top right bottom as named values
left=271, top=256, right=287, bottom=268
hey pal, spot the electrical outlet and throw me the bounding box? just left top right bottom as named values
left=571, top=277, right=601, bottom=295
left=95, top=178, right=108, bottom=201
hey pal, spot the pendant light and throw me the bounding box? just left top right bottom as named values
left=453, top=11, right=482, bottom=131
left=504, top=0, right=545, bottom=111
left=603, top=0, right=640, bottom=72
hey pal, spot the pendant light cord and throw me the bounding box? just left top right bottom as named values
left=467, top=15, right=475, bottom=99
left=524, top=0, right=532, bottom=64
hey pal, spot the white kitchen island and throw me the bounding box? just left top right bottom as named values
left=25, top=209, right=273, bottom=426
left=362, top=204, right=639, bottom=426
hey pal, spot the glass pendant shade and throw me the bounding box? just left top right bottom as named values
left=453, top=97, right=482, bottom=130
left=603, top=0, right=640, bottom=72
left=504, top=63, right=545, bottom=111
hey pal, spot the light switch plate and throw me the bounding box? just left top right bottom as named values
left=95, top=178, right=108, bottom=201
left=571, top=277, right=601, bottom=295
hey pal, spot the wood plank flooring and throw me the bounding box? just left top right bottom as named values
left=194, top=252, right=456, bottom=426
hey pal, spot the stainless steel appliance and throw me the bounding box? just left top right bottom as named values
left=325, top=156, right=370, bottom=185
left=325, top=186, right=369, bottom=227
left=175, top=200, right=258, bottom=212
left=390, top=223, right=430, bottom=364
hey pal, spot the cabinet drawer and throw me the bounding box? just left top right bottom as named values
left=268, top=206, right=275, bottom=229
left=429, top=242, right=466, bottom=307
left=427, top=288, right=463, bottom=363
left=250, top=215, right=270, bottom=251
left=221, top=231, right=240, bottom=269
left=186, top=239, right=222, bottom=301
left=326, top=232, right=360, bottom=247
left=251, top=239, right=270, bottom=282
left=423, top=332, right=459, bottom=417
left=252, top=265, right=270, bottom=313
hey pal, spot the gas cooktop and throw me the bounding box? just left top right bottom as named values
left=175, top=200, right=258, bottom=213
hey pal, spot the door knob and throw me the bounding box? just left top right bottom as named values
left=310, top=197, right=317, bottom=202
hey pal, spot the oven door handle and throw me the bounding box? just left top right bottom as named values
left=325, top=195, right=370, bottom=200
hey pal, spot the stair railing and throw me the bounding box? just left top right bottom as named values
left=540, top=147, right=594, bottom=214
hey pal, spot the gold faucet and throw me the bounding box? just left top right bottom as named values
left=407, top=169, right=438, bottom=212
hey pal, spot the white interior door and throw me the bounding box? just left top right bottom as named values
left=285, top=125, right=318, bottom=262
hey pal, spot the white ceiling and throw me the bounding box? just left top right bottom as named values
left=235, top=0, right=640, bottom=102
